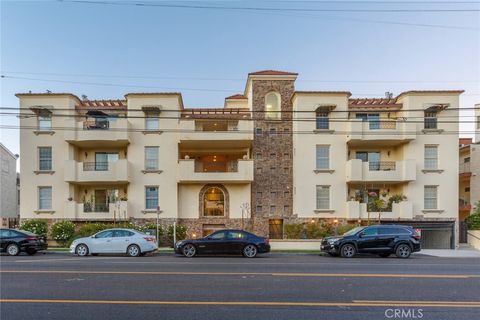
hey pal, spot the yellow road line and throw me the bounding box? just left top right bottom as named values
left=0, top=270, right=478, bottom=279
left=1, top=299, right=479, bottom=308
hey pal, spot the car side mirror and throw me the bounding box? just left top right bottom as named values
left=91, top=235, right=96, bottom=238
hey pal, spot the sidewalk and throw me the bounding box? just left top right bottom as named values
left=419, top=247, right=480, bottom=258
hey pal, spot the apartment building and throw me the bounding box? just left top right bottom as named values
left=17, top=70, right=463, bottom=248
left=0, top=143, right=19, bottom=227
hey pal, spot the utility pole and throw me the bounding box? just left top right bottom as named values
left=173, top=220, right=177, bottom=245
left=156, top=206, right=161, bottom=246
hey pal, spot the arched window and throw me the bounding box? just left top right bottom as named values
left=203, top=187, right=225, bottom=216
left=265, top=92, right=281, bottom=120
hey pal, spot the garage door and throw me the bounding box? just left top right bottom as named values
left=420, top=228, right=453, bottom=249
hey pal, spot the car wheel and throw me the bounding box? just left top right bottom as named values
left=182, top=244, right=196, bottom=258
left=395, top=244, right=411, bottom=259
left=75, top=244, right=89, bottom=257
left=127, top=244, right=141, bottom=257
left=328, top=252, right=339, bottom=257
left=6, top=243, right=20, bottom=256
left=340, top=244, right=356, bottom=258
left=26, top=248, right=37, bottom=256
left=243, top=244, right=258, bottom=258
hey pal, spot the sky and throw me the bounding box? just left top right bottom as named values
left=1, top=0, right=479, bottom=156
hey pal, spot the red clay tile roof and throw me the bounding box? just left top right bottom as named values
left=225, top=94, right=247, bottom=100
left=349, top=98, right=402, bottom=110
left=248, top=70, right=298, bottom=76
left=77, top=100, right=127, bottom=109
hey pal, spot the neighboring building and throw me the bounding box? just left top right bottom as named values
left=17, top=70, right=463, bottom=248
left=0, top=143, right=19, bottom=227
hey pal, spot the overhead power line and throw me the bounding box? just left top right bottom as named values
left=0, top=124, right=477, bottom=136
left=2, top=71, right=479, bottom=84
left=1, top=75, right=476, bottom=97
left=61, top=0, right=480, bottom=13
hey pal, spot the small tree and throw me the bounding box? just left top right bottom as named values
left=51, top=221, right=76, bottom=247
left=466, top=202, right=480, bottom=230
left=19, top=219, right=48, bottom=236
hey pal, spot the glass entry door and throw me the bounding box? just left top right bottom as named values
left=94, top=190, right=108, bottom=212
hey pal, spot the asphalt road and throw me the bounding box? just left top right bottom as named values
left=1, top=252, right=479, bottom=320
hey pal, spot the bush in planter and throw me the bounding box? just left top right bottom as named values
left=466, top=213, right=480, bottom=230
left=19, top=219, right=48, bottom=236
left=305, top=223, right=325, bottom=239
left=51, top=221, right=76, bottom=247
left=284, top=224, right=304, bottom=239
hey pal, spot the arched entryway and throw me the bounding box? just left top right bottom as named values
left=199, top=184, right=229, bottom=217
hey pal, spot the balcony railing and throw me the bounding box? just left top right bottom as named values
left=459, top=162, right=471, bottom=174
left=83, top=203, right=109, bottom=212
left=83, top=119, right=110, bottom=130
left=368, top=161, right=396, bottom=171
left=82, top=162, right=109, bottom=171
left=194, top=160, right=239, bottom=172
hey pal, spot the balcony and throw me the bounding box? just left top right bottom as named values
left=179, top=120, right=253, bottom=145
left=64, top=159, right=130, bottom=184
left=459, top=199, right=472, bottom=212
left=178, top=159, right=254, bottom=183
left=459, top=162, right=471, bottom=177
left=64, top=201, right=128, bottom=220
left=346, top=119, right=416, bottom=146
left=64, top=118, right=130, bottom=147
left=346, top=159, right=416, bottom=183
left=346, top=200, right=413, bottom=220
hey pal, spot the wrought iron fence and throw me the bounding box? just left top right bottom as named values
left=83, top=203, right=109, bottom=213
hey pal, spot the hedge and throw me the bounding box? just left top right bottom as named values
left=51, top=221, right=76, bottom=246
left=19, top=219, right=48, bottom=236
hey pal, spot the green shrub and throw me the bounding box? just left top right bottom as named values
left=284, top=224, right=304, bottom=239
left=305, top=223, right=324, bottom=239
left=466, top=213, right=480, bottom=230
left=19, top=219, right=48, bottom=236
left=77, top=223, right=108, bottom=237
left=336, top=223, right=357, bottom=236
left=166, top=224, right=187, bottom=245
left=51, top=221, right=76, bottom=246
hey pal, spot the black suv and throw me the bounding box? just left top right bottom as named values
left=321, top=225, right=421, bottom=258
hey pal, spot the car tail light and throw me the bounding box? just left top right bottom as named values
left=144, top=237, right=156, bottom=242
left=413, top=229, right=421, bottom=240
left=25, top=237, right=37, bottom=241
left=264, top=238, right=270, bottom=245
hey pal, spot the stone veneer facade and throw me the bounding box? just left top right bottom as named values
left=251, top=79, right=295, bottom=236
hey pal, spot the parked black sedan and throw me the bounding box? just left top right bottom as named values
left=0, top=228, right=48, bottom=256
left=175, top=229, right=270, bottom=258
left=321, top=224, right=421, bottom=258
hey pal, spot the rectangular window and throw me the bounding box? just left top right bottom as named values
left=270, top=206, right=276, bottom=214
left=38, top=147, right=52, bottom=171
left=256, top=206, right=262, bottom=212
left=465, top=187, right=470, bottom=192
left=38, top=113, right=52, bottom=130
left=284, top=191, right=290, bottom=197
left=464, top=157, right=470, bottom=163
left=145, top=147, right=159, bottom=170
left=145, top=114, right=159, bottom=130
left=269, top=128, right=276, bottom=135
left=270, top=153, right=276, bottom=157
left=424, top=186, right=438, bottom=210
left=316, top=112, right=329, bottom=129
left=38, top=187, right=52, bottom=210
left=271, top=191, right=276, bottom=199
left=283, top=167, right=289, bottom=173
left=316, top=185, right=330, bottom=210
left=316, top=145, right=330, bottom=169
left=256, top=167, right=263, bottom=174
left=284, top=205, right=290, bottom=213
left=424, top=145, right=438, bottom=170
left=270, top=166, right=276, bottom=172
left=256, top=153, right=262, bottom=159
left=424, top=112, right=438, bottom=129
left=256, top=192, right=262, bottom=199
left=145, top=186, right=158, bottom=209
left=255, top=128, right=262, bottom=136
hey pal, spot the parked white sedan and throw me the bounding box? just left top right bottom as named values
left=70, top=228, right=158, bottom=257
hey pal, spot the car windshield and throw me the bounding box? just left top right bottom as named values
left=18, top=230, right=36, bottom=236
left=342, top=227, right=364, bottom=236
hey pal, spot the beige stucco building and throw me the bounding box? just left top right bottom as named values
left=0, top=143, right=19, bottom=227
left=17, top=70, right=463, bottom=248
